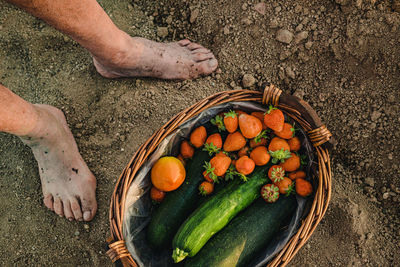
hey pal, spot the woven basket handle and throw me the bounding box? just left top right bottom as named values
left=261, top=84, right=335, bottom=149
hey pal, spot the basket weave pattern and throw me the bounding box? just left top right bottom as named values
left=107, top=85, right=333, bottom=267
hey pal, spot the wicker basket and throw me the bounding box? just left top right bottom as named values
left=106, top=85, right=333, bottom=267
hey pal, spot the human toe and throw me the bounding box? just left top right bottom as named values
left=178, top=39, right=191, bottom=46
left=43, top=194, right=54, bottom=211
left=63, top=200, right=74, bottom=221
left=194, top=58, right=218, bottom=76
left=187, top=43, right=204, bottom=50
left=193, top=52, right=215, bottom=62
left=54, top=197, right=64, bottom=217
left=70, top=197, right=83, bottom=221
left=81, top=197, right=97, bottom=222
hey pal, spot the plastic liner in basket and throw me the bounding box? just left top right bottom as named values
left=122, top=102, right=316, bottom=267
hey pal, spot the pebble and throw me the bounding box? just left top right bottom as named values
left=74, top=231, right=80, bottom=236
left=166, top=16, right=173, bottom=25
left=242, top=3, right=248, bottom=10
left=294, top=4, right=302, bottom=13
left=285, top=67, right=295, bottom=79
left=305, top=41, right=313, bottom=49
left=275, top=6, right=282, bottom=13
left=242, top=74, right=256, bottom=88
left=190, top=9, right=199, bottom=23
left=276, top=29, right=294, bottom=44
left=254, top=2, right=266, bottom=15
left=157, top=27, right=168, bottom=38
left=293, top=89, right=305, bottom=99
left=364, top=178, right=375, bottom=187
left=270, top=19, right=279, bottom=29
left=75, top=123, right=83, bottom=129
left=84, top=224, right=90, bottom=230
left=294, top=31, right=309, bottom=44
left=223, top=26, right=230, bottom=35
left=279, top=50, right=292, bottom=60
left=383, top=192, right=390, bottom=200
left=295, top=24, right=304, bottom=32
left=144, top=110, right=150, bottom=118
left=371, top=111, right=381, bottom=121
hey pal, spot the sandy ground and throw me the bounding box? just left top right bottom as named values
left=0, top=0, right=399, bottom=266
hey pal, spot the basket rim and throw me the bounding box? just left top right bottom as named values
left=107, top=85, right=333, bottom=267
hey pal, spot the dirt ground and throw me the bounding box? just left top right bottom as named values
left=0, top=0, right=399, bottom=266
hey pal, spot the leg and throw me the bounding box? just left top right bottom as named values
left=0, top=84, right=97, bottom=221
left=6, top=0, right=218, bottom=80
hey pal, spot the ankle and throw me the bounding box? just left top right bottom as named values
left=91, top=31, right=140, bottom=68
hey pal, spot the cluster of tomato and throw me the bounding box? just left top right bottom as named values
left=149, top=106, right=313, bottom=203
left=177, top=107, right=313, bottom=201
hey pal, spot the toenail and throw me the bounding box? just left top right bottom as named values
left=208, top=59, right=218, bottom=68
left=68, top=217, right=74, bottom=221
left=83, top=211, right=92, bottom=221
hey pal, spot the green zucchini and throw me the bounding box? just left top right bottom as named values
left=172, top=166, right=270, bottom=262
left=185, top=196, right=297, bottom=267
left=147, top=149, right=211, bottom=249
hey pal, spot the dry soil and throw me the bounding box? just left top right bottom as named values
left=0, top=0, right=399, bottom=266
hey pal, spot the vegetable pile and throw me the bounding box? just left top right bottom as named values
left=147, top=106, right=314, bottom=266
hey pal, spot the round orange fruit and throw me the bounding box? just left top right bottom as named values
left=151, top=157, right=186, bottom=191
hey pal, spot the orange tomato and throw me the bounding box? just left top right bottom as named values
left=251, top=111, right=268, bottom=130
left=180, top=140, right=194, bottom=159
left=250, top=146, right=271, bottom=166
left=280, top=153, right=300, bottom=172
left=238, top=114, right=263, bottom=139
left=288, top=136, right=301, bottom=151
left=150, top=187, right=166, bottom=203
left=151, top=157, right=186, bottom=191
left=235, top=156, right=256, bottom=175
left=223, top=131, right=247, bottom=152
left=190, top=126, right=207, bottom=148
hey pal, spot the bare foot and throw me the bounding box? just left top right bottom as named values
left=92, top=36, right=218, bottom=80
left=20, top=104, right=97, bottom=221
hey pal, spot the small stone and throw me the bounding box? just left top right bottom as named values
left=241, top=18, right=253, bottom=25
left=371, top=111, right=381, bottom=121
left=293, top=89, right=305, bottom=99
left=275, top=6, right=282, bottom=13
left=285, top=67, right=295, bottom=79
left=84, top=224, right=90, bottom=230
left=223, top=26, right=230, bottom=35
left=276, top=29, right=294, bottom=44
left=295, top=24, right=303, bottom=32
left=75, top=123, right=83, bottom=129
left=279, top=50, right=292, bottom=60
left=166, top=16, right=173, bottom=25
left=294, top=31, right=309, bottom=44
left=364, top=178, right=375, bottom=187
left=270, top=19, right=279, bottom=29
left=242, top=3, right=248, bottom=10
left=254, top=2, right=266, bottom=15
left=190, top=9, right=199, bottom=23
left=157, top=27, right=168, bottom=38
left=294, top=4, right=302, bottom=13
left=119, top=135, right=126, bottom=142
left=335, top=0, right=349, bottom=5
left=383, top=192, right=390, bottom=199
left=242, top=74, right=256, bottom=88
left=311, top=23, right=317, bottom=30
left=305, top=41, right=313, bottom=49
left=144, top=110, right=150, bottom=118
left=74, top=231, right=80, bottom=236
